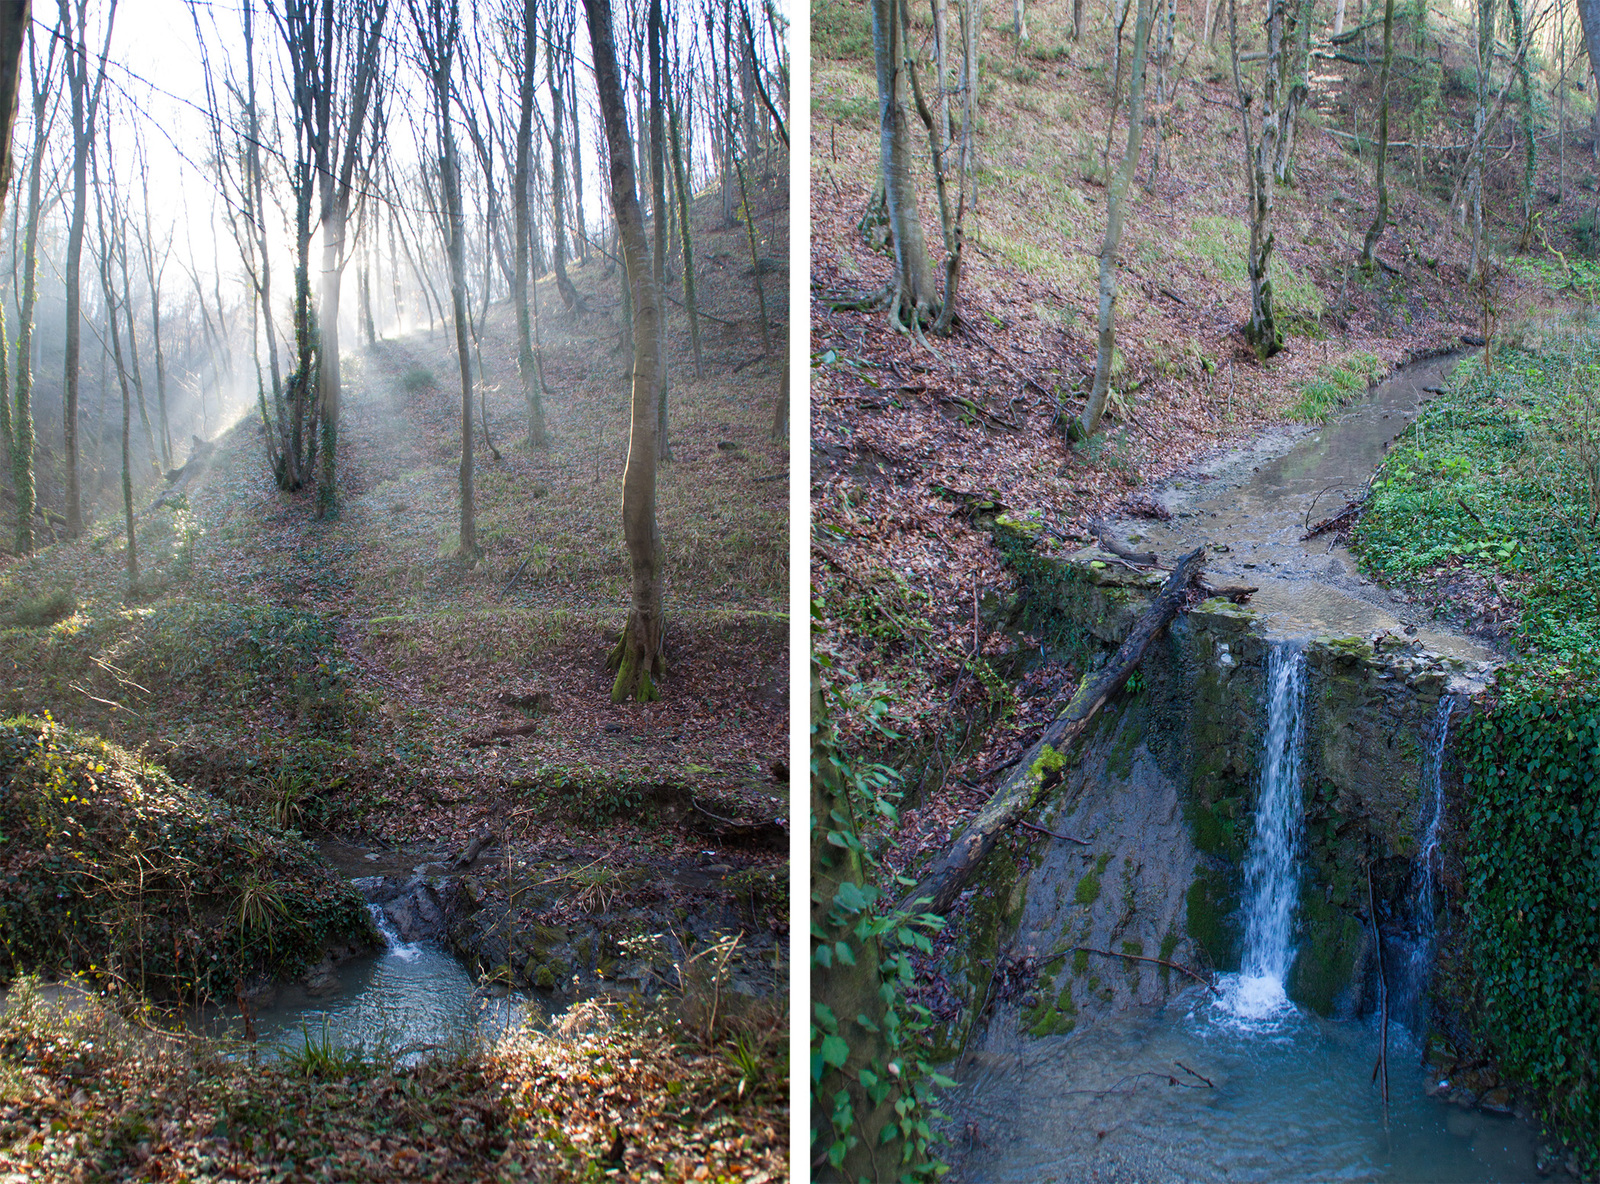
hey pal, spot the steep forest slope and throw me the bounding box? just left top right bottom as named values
left=811, top=0, right=1586, bottom=848
left=812, top=0, right=1600, bottom=1175
left=0, top=168, right=789, bottom=1180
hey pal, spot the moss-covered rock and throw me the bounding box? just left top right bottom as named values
left=0, top=717, right=378, bottom=999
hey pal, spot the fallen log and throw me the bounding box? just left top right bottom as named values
left=901, top=547, right=1206, bottom=915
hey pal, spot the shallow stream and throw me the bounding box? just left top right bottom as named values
left=230, top=905, right=534, bottom=1064
left=952, top=981, right=1541, bottom=1182
left=950, top=354, right=1547, bottom=1180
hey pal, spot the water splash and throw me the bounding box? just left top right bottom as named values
left=367, top=902, right=422, bottom=964
left=1227, top=641, right=1309, bottom=1020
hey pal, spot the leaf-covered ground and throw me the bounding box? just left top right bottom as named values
left=0, top=160, right=789, bottom=1178
left=810, top=0, right=1576, bottom=855
left=0, top=981, right=785, bottom=1182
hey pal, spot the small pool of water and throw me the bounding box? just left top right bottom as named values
left=951, top=978, right=1541, bottom=1183
left=214, top=906, right=536, bottom=1063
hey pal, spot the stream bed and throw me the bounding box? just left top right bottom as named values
left=228, top=905, right=535, bottom=1064
left=949, top=352, right=1553, bottom=1180
left=952, top=981, right=1541, bottom=1182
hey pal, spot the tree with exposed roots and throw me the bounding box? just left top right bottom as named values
left=584, top=0, right=665, bottom=703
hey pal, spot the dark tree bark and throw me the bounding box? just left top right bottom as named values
left=3, top=17, right=50, bottom=555
left=0, top=0, right=28, bottom=205
left=313, top=0, right=389, bottom=518
left=585, top=0, right=665, bottom=703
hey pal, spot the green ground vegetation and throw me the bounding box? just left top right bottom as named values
left=1356, top=344, right=1600, bottom=1170
left=0, top=716, right=376, bottom=1000
left=1356, top=345, right=1600, bottom=684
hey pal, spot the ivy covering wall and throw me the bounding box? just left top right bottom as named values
left=1461, top=688, right=1600, bottom=1173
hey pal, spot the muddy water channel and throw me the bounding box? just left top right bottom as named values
left=1113, top=351, right=1493, bottom=662
left=947, top=354, right=1550, bottom=1180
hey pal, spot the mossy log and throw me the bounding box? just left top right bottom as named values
left=901, top=547, right=1206, bottom=916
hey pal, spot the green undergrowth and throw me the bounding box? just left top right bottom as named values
left=1290, top=351, right=1385, bottom=421
left=0, top=716, right=376, bottom=1000
left=1459, top=696, right=1600, bottom=1175
left=1355, top=343, right=1600, bottom=1170
left=1355, top=346, right=1600, bottom=687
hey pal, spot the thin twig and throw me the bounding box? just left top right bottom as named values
left=1072, top=945, right=1221, bottom=995
left=1019, top=820, right=1091, bottom=845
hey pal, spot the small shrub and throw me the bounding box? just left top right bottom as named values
left=401, top=365, right=436, bottom=393
left=6, top=589, right=77, bottom=628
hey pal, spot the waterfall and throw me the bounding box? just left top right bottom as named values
left=1393, top=694, right=1462, bottom=1028
left=1413, top=695, right=1460, bottom=948
left=1229, top=641, right=1309, bottom=1018
left=367, top=902, right=421, bottom=963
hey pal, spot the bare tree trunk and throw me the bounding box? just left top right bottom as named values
left=649, top=0, right=672, bottom=460
left=514, top=0, right=549, bottom=447
left=1014, top=0, right=1029, bottom=41
left=0, top=2, right=27, bottom=206
left=5, top=20, right=50, bottom=555
left=586, top=0, right=664, bottom=703
left=1508, top=0, right=1535, bottom=249
left=1079, top=0, right=1153, bottom=440
left=567, top=52, right=586, bottom=262
left=669, top=87, right=702, bottom=375
left=1273, top=0, right=1315, bottom=185
left=1361, top=0, right=1395, bottom=268
left=874, top=0, right=938, bottom=330
left=1467, top=0, right=1493, bottom=281
left=314, top=0, right=388, bottom=518
left=92, top=138, right=136, bottom=587
left=1230, top=0, right=1283, bottom=358
left=547, top=17, right=581, bottom=313
left=59, top=0, right=119, bottom=537
left=410, top=0, right=476, bottom=559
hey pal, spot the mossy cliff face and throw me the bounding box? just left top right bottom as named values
left=941, top=555, right=1490, bottom=1055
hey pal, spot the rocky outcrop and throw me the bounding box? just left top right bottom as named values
left=929, top=554, right=1499, bottom=1053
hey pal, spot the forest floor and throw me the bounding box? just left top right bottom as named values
left=0, top=157, right=789, bottom=1181
left=810, top=0, right=1593, bottom=854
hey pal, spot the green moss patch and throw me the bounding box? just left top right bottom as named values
left=1074, top=852, right=1112, bottom=907
left=0, top=717, right=376, bottom=999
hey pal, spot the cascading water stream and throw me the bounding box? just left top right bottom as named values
left=1227, top=641, right=1309, bottom=1019
left=1394, top=694, right=1462, bottom=1027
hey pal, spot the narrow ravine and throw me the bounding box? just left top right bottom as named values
left=946, top=356, right=1551, bottom=1181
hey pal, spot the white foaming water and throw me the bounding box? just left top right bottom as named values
left=367, top=902, right=422, bottom=964
left=1225, top=642, right=1308, bottom=1023
left=1414, top=695, right=1459, bottom=946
